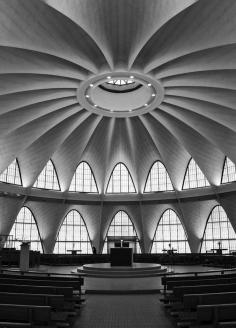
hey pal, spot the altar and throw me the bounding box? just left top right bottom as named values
left=110, top=247, right=133, bottom=266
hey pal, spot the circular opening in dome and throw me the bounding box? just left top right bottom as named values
left=77, top=72, right=164, bottom=117
left=100, top=79, right=142, bottom=93
left=107, top=79, right=134, bottom=85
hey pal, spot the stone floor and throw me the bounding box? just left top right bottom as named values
left=73, top=293, right=176, bottom=328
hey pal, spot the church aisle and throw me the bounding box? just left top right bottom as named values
left=73, top=293, right=175, bottom=328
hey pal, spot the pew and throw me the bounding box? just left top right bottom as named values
left=0, top=277, right=82, bottom=294
left=176, top=292, right=236, bottom=325
left=0, top=304, right=52, bottom=327
left=0, top=292, right=64, bottom=311
left=0, top=284, right=73, bottom=301
left=167, top=276, right=236, bottom=290
left=0, top=323, right=31, bottom=327
left=173, top=283, right=236, bottom=301
left=183, top=292, right=236, bottom=311
left=0, top=272, right=83, bottom=284
left=0, top=273, right=84, bottom=299
left=1, top=271, right=83, bottom=283
left=218, top=323, right=236, bottom=327
left=162, top=272, right=236, bottom=293
left=195, top=303, right=236, bottom=327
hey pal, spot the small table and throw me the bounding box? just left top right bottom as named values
left=67, top=250, right=81, bottom=255
left=162, top=249, right=177, bottom=255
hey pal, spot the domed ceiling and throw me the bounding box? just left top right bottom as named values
left=0, top=0, right=236, bottom=194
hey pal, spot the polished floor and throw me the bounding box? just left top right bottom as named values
left=73, top=293, right=175, bottom=328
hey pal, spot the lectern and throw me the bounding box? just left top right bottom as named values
left=110, top=247, right=133, bottom=266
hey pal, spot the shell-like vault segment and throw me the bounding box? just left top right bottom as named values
left=0, top=0, right=236, bottom=253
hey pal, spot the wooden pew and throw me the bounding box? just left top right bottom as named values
left=1, top=272, right=83, bottom=285
left=0, top=292, right=64, bottom=311
left=0, top=323, right=31, bottom=327
left=195, top=303, right=236, bottom=327
left=176, top=292, right=236, bottom=325
left=0, top=284, right=73, bottom=301
left=0, top=277, right=82, bottom=294
left=162, top=272, right=236, bottom=289
left=218, top=323, right=236, bottom=327
left=0, top=304, right=53, bottom=327
left=161, top=272, right=236, bottom=298
left=167, top=277, right=236, bottom=291
left=183, top=292, right=236, bottom=311
left=162, top=272, right=236, bottom=286
left=1, top=272, right=83, bottom=282
left=173, top=283, right=236, bottom=301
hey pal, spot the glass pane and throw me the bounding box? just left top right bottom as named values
left=33, top=160, right=60, bottom=190
left=106, top=163, right=136, bottom=193
left=0, top=159, right=21, bottom=185
left=183, top=159, right=210, bottom=190
left=54, top=210, right=92, bottom=254
left=201, top=206, right=236, bottom=254
left=69, top=162, right=98, bottom=193
left=7, top=207, right=43, bottom=252
left=151, top=209, right=191, bottom=253
left=144, top=162, right=173, bottom=192
left=222, top=157, right=236, bottom=184
left=103, top=211, right=141, bottom=254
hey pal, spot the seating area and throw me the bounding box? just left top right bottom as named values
left=160, top=269, right=236, bottom=327
left=0, top=270, right=84, bottom=328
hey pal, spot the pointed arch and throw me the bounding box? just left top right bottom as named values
left=7, top=206, right=43, bottom=252
left=102, top=210, right=141, bottom=254
left=69, top=161, right=98, bottom=193
left=106, top=163, right=136, bottom=193
left=144, top=161, right=174, bottom=192
left=183, top=158, right=210, bottom=189
left=33, top=159, right=60, bottom=190
left=201, top=206, right=236, bottom=254
left=151, top=209, right=191, bottom=253
left=221, top=157, right=236, bottom=184
left=0, top=159, right=22, bottom=185
left=54, top=210, right=92, bottom=254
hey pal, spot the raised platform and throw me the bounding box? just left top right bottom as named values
left=75, top=262, right=167, bottom=292
left=78, top=262, right=166, bottom=278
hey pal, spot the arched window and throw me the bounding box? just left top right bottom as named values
left=151, top=209, right=191, bottom=253
left=144, top=161, right=173, bottom=192
left=201, top=206, right=236, bottom=254
left=221, top=157, right=236, bottom=184
left=7, top=207, right=43, bottom=252
left=54, top=210, right=92, bottom=254
left=69, top=162, right=98, bottom=193
left=33, top=160, right=60, bottom=190
left=106, top=163, right=136, bottom=193
left=103, top=211, right=141, bottom=254
left=0, top=159, right=21, bottom=185
left=183, top=158, right=210, bottom=189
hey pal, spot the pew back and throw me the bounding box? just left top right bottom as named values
left=183, top=292, right=236, bottom=310
left=0, top=304, right=51, bottom=325
left=197, top=303, right=236, bottom=324
left=162, top=272, right=236, bottom=286
left=167, top=277, right=236, bottom=290
left=0, top=283, right=73, bottom=299
left=173, top=283, right=236, bottom=299
left=0, top=292, right=64, bottom=310
left=0, top=277, right=81, bottom=290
